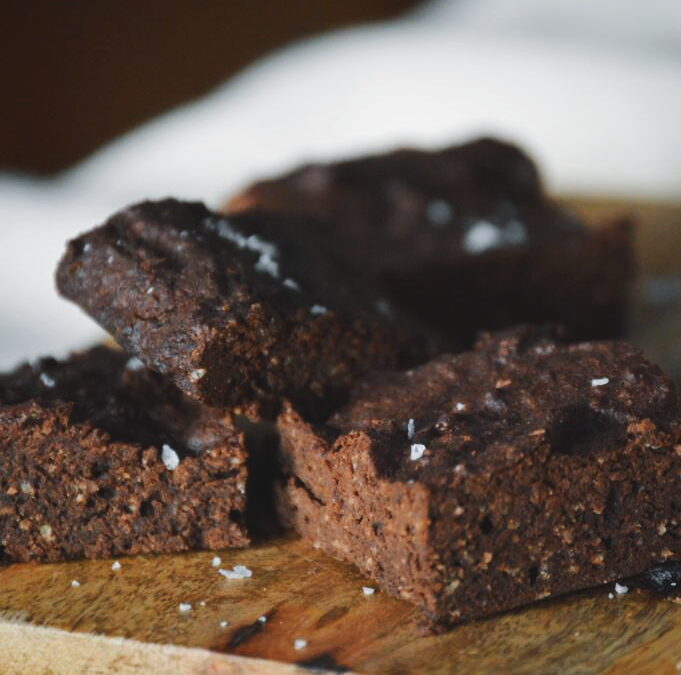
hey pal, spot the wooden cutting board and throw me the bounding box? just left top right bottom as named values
left=1, top=198, right=681, bottom=675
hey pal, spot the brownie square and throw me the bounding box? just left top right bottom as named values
left=277, top=327, right=680, bottom=628
left=0, top=346, right=248, bottom=562
left=226, top=137, right=635, bottom=344
left=56, top=199, right=432, bottom=412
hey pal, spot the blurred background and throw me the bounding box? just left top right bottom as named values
left=1, top=0, right=680, bottom=369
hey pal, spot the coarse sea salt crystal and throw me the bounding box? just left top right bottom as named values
left=362, top=586, right=376, bottom=596
left=255, top=253, right=279, bottom=278
left=220, top=620, right=229, bottom=628
left=463, top=221, right=503, bottom=254
left=294, top=639, right=308, bottom=650
left=591, top=377, right=610, bottom=387
left=210, top=218, right=282, bottom=280
left=211, top=556, right=222, bottom=568
left=410, top=443, right=426, bottom=461
left=71, top=580, right=81, bottom=588
left=283, top=278, right=300, bottom=291
left=258, top=615, right=267, bottom=623
left=426, top=199, right=452, bottom=226
left=310, top=304, right=327, bottom=315
left=126, top=357, right=145, bottom=371
left=111, top=561, right=121, bottom=571
left=219, top=564, right=252, bottom=579
left=407, top=418, right=415, bottom=440
left=189, top=368, right=206, bottom=382
left=614, top=582, right=628, bottom=595
left=40, top=373, right=55, bottom=388
left=455, top=402, right=466, bottom=412
left=161, top=444, right=180, bottom=471
left=179, top=603, right=192, bottom=613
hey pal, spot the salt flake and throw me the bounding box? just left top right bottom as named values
left=219, top=564, right=252, bottom=579
left=614, top=582, right=628, bottom=595
left=463, top=221, right=503, bottom=254
left=161, top=444, right=180, bottom=471
left=362, top=586, right=376, bottom=596
left=591, top=377, right=610, bottom=387
left=410, top=443, right=426, bottom=461
left=294, top=638, right=308, bottom=650
left=407, top=418, right=415, bottom=440
left=40, top=373, right=55, bottom=388
left=179, top=603, right=192, bottom=613
left=111, top=561, right=121, bottom=571
left=126, top=357, right=145, bottom=372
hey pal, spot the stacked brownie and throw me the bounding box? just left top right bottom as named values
left=56, top=199, right=434, bottom=414
left=226, top=138, right=634, bottom=344
left=2, top=136, right=678, bottom=629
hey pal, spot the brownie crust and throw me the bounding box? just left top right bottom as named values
left=0, top=347, right=248, bottom=562
left=227, top=137, right=635, bottom=343
left=277, top=327, right=680, bottom=627
left=56, top=199, right=432, bottom=412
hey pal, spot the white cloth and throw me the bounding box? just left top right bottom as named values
left=1, top=0, right=680, bottom=368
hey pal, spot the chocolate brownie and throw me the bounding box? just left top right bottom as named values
left=56, top=199, right=433, bottom=412
left=227, top=137, right=634, bottom=343
left=277, top=327, right=680, bottom=628
left=0, top=346, right=248, bottom=562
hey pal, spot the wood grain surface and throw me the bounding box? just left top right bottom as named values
left=1, top=198, right=681, bottom=675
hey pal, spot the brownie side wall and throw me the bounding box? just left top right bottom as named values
left=381, top=218, right=634, bottom=343
left=277, top=408, right=438, bottom=614
left=279, top=408, right=680, bottom=629
left=427, top=418, right=680, bottom=625
left=0, top=401, right=249, bottom=562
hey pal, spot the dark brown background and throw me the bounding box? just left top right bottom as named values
left=2, top=0, right=420, bottom=175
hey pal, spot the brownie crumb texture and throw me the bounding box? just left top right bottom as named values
left=277, top=326, right=681, bottom=627
left=56, top=199, right=434, bottom=413
left=0, top=346, right=249, bottom=562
